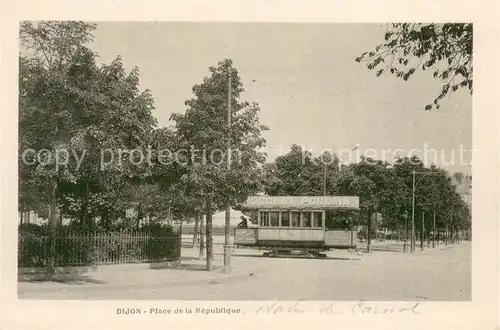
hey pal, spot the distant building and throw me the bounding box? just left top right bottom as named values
left=451, top=174, right=472, bottom=209
left=18, top=211, right=46, bottom=225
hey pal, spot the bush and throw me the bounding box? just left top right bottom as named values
left=18, top=233, right=48, bottom=268
left=142, top=223, right=180, bottom=262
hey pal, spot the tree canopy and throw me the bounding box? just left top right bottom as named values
left=19, top=21, right=471, bottom=252
left=262, top=144, right=339, bottom=196
left=356, top=23, right=472, bottom=110
left=261, top=146, right=471, bottom=238
left=170, top=59, right=268, bottom=211
left=19, top=21, right=159, bottom=230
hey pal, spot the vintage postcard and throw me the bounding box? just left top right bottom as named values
left=1, top=1, right=499, bottom=330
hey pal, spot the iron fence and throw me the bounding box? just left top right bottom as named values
left=18, top=230, right=181, bottom=268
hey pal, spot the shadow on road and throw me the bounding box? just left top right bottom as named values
left=232, top=253, right=361, bottom=261
left=18, top=274, right=107, bottom=285
left=181, top=256, right=204, bottom=261
left=151, top=261, right=223, bottom=272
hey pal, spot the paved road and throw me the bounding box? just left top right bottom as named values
left=19, top=242, right=470, bottom=301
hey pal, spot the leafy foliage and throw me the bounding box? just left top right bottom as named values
left=356, top=23, right=472, bottom=110
left=19, top=21, right=158, bottom=230
left=170, top=59, right=268, bottom=211
left=262, top=144, right=339, bottom=196
left=262, top=146, right=471, bottom=236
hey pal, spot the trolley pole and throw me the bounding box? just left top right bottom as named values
left=223, top=70, right=232, bottom=274
left=421, top=211, right=424, bottom=251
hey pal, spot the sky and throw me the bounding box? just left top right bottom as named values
left=89, top=22, right=472, bottom=174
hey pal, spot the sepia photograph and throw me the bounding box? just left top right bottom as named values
left=17, top=21, right=474, bottom=302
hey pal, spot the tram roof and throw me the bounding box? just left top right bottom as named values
left=239, top=196, right=360, bottom=210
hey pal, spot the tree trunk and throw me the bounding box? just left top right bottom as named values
left=20, top=201, right=24, bottom=224
left=205, top=197, right=213, bottom=271
left=427, top=227, right=430, bottom=247
left=88, top=214, right=94, bottom=232
left=366, top=212, right=372, bottom=253
left=102, top=211, right=109, bottom=231
left=47, top=185, right=58, bottom=280
left=193, top=212, right=200, bottom=247
left=58, top=209, right=63, bottom=227
left=199, top=212, right=205, bottom=259
left=80, top=206, right=85, bottom=229
left=445, top=226, right=449, bottom=245
left=136, top=203, right=142, bottom=230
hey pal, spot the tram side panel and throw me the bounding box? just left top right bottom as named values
left=258, top=228, right=325, bottom=249
left=235, top=228, right=327, bottom=249
left=234, top=228, right=258, bottom=246
left=325, top=230, right=357, bottom=249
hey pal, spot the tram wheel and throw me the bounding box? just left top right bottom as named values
left=308, top=250, right=327, bottom=258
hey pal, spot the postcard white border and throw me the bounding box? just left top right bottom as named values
left=1, top=1, right=498, bottom=329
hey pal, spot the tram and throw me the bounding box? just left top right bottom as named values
left=234, top=195, right=360, bottom=256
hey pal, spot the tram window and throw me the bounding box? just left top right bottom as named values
left=281, top=212, right=290, bottom=227
left=260, top=211, right=269, bottom=227
left=291, top=212, right=301, bottom=227
left=302, top=212, right=312, bottom=227
left=270, top=211, right=279, bottom=226
left=312, top=212, right=323, bottom=227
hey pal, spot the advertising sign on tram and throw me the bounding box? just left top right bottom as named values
left=242, top=196, right=359, bottom=210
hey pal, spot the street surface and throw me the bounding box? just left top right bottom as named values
left=18, top=241, right=471, bottom=301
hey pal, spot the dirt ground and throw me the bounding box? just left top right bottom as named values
left=18, top=241, right=471, bottom=301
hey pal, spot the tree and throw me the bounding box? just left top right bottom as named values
left=356, top=23, right=472, bottom=110
left=392, top=157, right=471, bottom=248
left=262, top=145, right=339, bottom=196
left=19, top=21, right=158, bottom=233
left=330, top=156, right=414, bottom=251
left=19, top=21, right=99, bottom=278
left=262, top=144, right=315, bottom=195
left=170, top=59, right=268, bottom=271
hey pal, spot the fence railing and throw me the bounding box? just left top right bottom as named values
left=18, top=230, right=181, bottom=268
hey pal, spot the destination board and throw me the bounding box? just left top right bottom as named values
left=241, top=196, right=359, bottom=210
